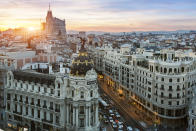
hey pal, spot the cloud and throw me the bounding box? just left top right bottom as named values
left=0, top=0, right=196, bottom=31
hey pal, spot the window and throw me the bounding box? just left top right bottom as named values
left=7, top=103, right=10, bottom=110
left=169, top=86, right=172, bottom=91
left=50, top=113, right=53, bottom=122
left=161, top=78, right=164, bottom=81
left=161, top=100, right=164, bottom=104
left=58, top=83, right=60, bottom=88
left=7, top=93, right=10, bottom=100
left=169, top=93, right=172, bottom=98
left=44, top=88, right=47, bottom=93
left=177, top=78, right=180, bottom=82
left=44, top=112, right=46, bottom=120
left=38, top=110, right=40, bottom=118
left=26, top=107, right=28, bottom=115
left=81, top=91, right=84, bottom=99
left=177, top=101, right=179, bottom=105
left=56, top=116, right=59, bottom=124
left=51, top=89, right=54, bottom=94
left=80, top=118, right=84, bottom=127
left=32, top=109, right=34, bottom=117
left=80, top=106, right=84, bottom=114
left=169, top=78, right=172, bottom=82
left=90, top=91, right=93, bottom=97
left=58, top=91, right=60, bottom=97
left=168, top=101, right=172, bottom=105
left=72, top=90, right=74, bottom=97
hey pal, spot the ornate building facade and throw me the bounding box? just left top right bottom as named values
left=5, top=44, right=99, bottom=130
left=91, top=46, right=196, bottom=129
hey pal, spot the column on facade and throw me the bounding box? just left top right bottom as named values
left=35, top=108, right=38, bottom=119
left=85, top=106, right=88, bottom=127
left=66, top=104, right=69, bottom=124
left=73, top=107, right=75, bottom=125
left=95, top=104, right=98, bottom=125
left=23, top=105, right=26, bottom=115
left=76, top=107, right=78, bottom=127
left=88, top=106, right=91, bottom=126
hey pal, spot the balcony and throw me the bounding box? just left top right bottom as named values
left=36, top=103, right=40, bottom=107
left=43, top=105, right=47, bottom=108
left=42, top=119, right=53, bottom=124
left=19, top=99, right=23, bottom=103
left=25, top=101, right=29, bottom=104
left=31, top=102, right=34, bottom=106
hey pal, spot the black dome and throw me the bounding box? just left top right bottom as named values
left=70, top=51, right=93, bottom=76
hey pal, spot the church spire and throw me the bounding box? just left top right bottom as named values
left=49, top=3, right=51, bottom=11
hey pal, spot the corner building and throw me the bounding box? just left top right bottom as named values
left=5, top=46, right=99, bottom=130
left=91, top=47, right=196, bottom=129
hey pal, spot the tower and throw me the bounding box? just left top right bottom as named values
left=65, top=38, right=99, bottom=131
left=46, top=3, right=53, bottom=35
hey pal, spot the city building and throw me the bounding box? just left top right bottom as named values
left=91, top=46, right=196, bottom=129
left=45, top=5, right=66, bottom=38
left=5, top=43, right=99, bottom=130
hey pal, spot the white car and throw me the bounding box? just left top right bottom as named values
left=118, top=121, right=123, bottom=126
left=109, top=109, right=113, bottom=113
left=118, top=125, right=123, bottom=129
left=127, top=126, right=133, bottom=131
left=112, top=124, right=118, bottom=128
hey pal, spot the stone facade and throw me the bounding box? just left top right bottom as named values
left=91, top=47, right=196, bottom=129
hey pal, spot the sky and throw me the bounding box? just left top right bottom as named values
left=0, top=0, right=196, bottom=32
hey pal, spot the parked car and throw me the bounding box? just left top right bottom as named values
left=127, top=126, right=133, bottom=131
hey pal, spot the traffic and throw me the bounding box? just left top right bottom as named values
left=99, top=94, right=140, bottom=131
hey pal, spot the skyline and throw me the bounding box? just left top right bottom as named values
left=0, top=0, right=196, bottom=32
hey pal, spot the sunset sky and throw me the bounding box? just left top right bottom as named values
left=0, top=0, right=196, bottom=32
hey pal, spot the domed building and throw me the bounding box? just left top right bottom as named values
left=65, top=40, right=100, bottom=131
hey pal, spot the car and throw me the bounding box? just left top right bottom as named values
left=117, top=121, right=123, bottom=126
left=127, top=126, right=133, bottom=131
left=118, top=124, right=123, bottom=129
left=112, top=124, right=118, bottom=128
left=109, top=119, right=114, bottom=123
left=110, top=113, right=115, bottom=116
left=109, top=110, right=113, bottom=113
left=103, top=115, right=107, bottom=119
left=109, top=117, right=113, bottom=123
left=116, top=114, right=121, bottom=118
left=134, top=128, right=140, bottom=131
left=104, top=119, right=109, bottom=123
